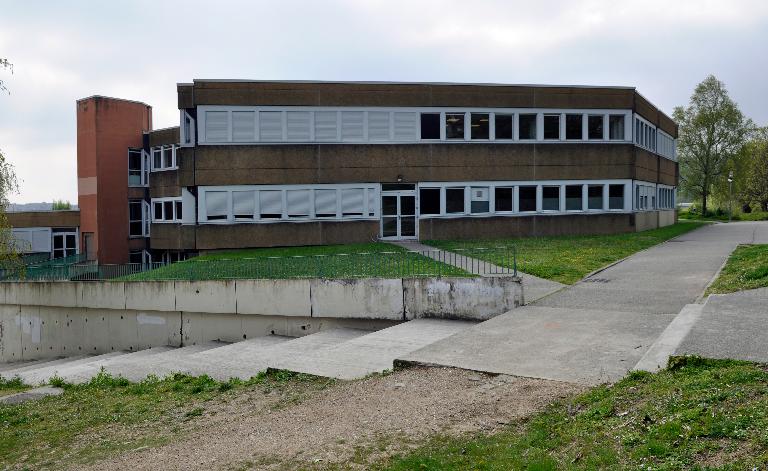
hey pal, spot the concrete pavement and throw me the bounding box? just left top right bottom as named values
left=401, top=222, right=768, bottom=384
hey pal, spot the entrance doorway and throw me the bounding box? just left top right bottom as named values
left=380, top=184, right=417, bottom=240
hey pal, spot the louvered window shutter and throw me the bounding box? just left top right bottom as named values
left=368, top=112, right=390, bottom=141
left=286, top=112, right=311, bottom=141
left=259, top=190, right=283, bottom=218
left=232, top=111, right=256, bottom=141
left=341, top=188, right=364, bottom=216
left=314, top=111, right=338, bottom=141
left=259, top=112, right=283, bottom=141
left=232, top=191, right=256, bottom=219
left=314, top=189, right=337, bottom=217
left=286, top=190, right=311, bottom=217
left=341, top=111, right=364, bottom=141
left=205, top=111, right=229, bottom=142
left=393, top=112, right=418, bottom=141
left=205, top=191, right=228, bottom=220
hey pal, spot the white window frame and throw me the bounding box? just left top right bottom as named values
left=150, top=144, right=178, bottom=172
left=128, top=148, right=149, bottom=187
left=151, top=197, right=183, bottom=223
left=128, top=200, right=148, bottom=237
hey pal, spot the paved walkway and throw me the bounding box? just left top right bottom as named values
left=400, top=222, right=768, bottom=384
left=392, top=240, right=565, bottom=303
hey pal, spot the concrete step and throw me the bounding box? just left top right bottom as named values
left=272, top=319, right=475, bottom=380
left=0, top=356, right=89, bottom=379
left=17, top=352, right=130, bottom=386
left=633, top=303, right=705, bottom=373
left=186, top=329, right=372, bottom=381
left=90, top=342, right=231, bottom=382
left=33, top=346, right=177, bottom=385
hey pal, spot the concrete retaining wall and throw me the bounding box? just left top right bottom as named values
left=0, top=277, right=521, bottom=361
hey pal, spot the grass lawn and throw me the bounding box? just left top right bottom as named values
left=383, top=357, right=768, bottom=470
left=426, top=221, right=706, bottom=284
left=0, top=377, right=29, bottom=398
left=0, top=370, right=330, bottom=470
left=121, top=242, right=470, bottom=281
left=706, top=244, right=768, bottom=295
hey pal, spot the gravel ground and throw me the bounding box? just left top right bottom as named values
left=84, top=367, right=580, bottom=470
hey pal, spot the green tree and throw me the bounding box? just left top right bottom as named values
left=673, top=75, right=754, bottom=214
left=0, top=57, right=21, bottom=272
left=742, top=129, right=768, bottom=211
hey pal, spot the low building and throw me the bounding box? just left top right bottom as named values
left=77, top=80, right=678, bottom=263
left=7, top=208, right=80, bottom=259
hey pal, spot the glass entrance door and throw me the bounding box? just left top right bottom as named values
left=380, top=187, right=417, bottom=240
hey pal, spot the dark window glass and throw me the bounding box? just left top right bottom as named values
left=419, top=188, right=441, bottom=215
left=542, top=186, right=560, bottom=211
left=382, top=183, right=416, bottom=191
left=494, top=114, right=513, bottom=140
left=420, top=113, right=440, bottom=139
left=588, top=185, right=604, bottom=209
left=565, top=185, right=582, bottom=210
left=494, top=187, right=513, bottom=212
left=609, top=184, right=624, bottom=210
left=400, top=196, right=415, bottom=216
left=543, top=115, right=560, bottom=140
left=129, top=251, right=143, bottom=264
left=53, top=236, right=63, bottom=249
left=566, top=114, right=582, bottom=140
left=163, top=201, right=174, bottom=221
left=175, top=201, right=183, bottom=220
left=445, top=188, right=465, bottom=213
left=153, top=202, right=163, bottom=220
left=471, top=113, right=489, bottom=140
left=588, top=115, right=604, bottom=139
left=519, top=114, right=537, bottom=140
left=153, top=149, right=161, bottom=169
left=609, top=115, right=625, bottom=140
left=519, top=186, right=537, bottom=212
left=129, top=201, right=142, bottom=220
left=445, top=113, right=465, bottom=139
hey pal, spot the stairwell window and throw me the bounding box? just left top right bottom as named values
left=151, top=145, right=177, bottom=171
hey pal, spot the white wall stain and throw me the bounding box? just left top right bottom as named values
left=136, top=313, right=166, bottom=326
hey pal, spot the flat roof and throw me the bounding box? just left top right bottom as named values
left=183, top=79, right=636, bottom=90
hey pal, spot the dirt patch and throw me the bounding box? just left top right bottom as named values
left=83, top=367, right=580, bottom=470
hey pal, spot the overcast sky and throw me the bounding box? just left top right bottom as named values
left=1, top=0, right=767, bottom=203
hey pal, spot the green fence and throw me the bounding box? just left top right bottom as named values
left=0, top=247, right=517, bottom=282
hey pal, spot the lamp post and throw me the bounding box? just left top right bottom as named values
left=727, top=171, right=734, bottom=222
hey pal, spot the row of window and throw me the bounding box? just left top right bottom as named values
left=635, top=117, right=657, bottom=153
left=658, top=187, right=675, bottom=209
left=418, top=183, right=628, bottom=217
left=200, top=185, right=379, bottom=223
left=198, top=106, right=636, bottom=145
left=152, top=198, right=183, bottom=223
left=635, top=185, right=675, bottom=211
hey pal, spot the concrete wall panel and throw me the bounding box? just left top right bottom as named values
left=82, top=309, right=111, bottom=354
left=135, top=311, right=181, bottom=349
left=235, top=279, right=311, bottom=316
left=310, top=279, right=404, bottom=320
left=658, top=210, right=677, bottom=227
left=404, top=277, right=521, bottom=321
left=59, top=310, right=86, bottom=356
left=78, top=282, right=126, bottom=310
left=125, top=282, right=177, bottom=311
left=635, top=211, right=659, bottom=232
left=175, top=281, right=237, bottom=314
left=106, top=310, right=140, bottom=352
left=0, top=305, right=22, bottom=361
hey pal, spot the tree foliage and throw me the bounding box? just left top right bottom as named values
left=742, top=129, right=768, bottom=211
left=0, top=57, right=21, bottom=271
left=673, top=75, right=754, bottom=214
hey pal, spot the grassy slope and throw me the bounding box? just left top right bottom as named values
left=706, top=244, right=768, bottom=295
left=121, top=242, right=469, bottom=281
left=384, top=357, right=768, bottom=470
left=0, top=371, right=329, bottom=470
left=679, top=209, right=768, bottom=222
left=427, top=222, right=706, bottom=284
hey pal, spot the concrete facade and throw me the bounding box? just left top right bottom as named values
left=0, top=276, right=521, bottom=361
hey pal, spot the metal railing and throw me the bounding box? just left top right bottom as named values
left=0, top=246, right=516, bottom=282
